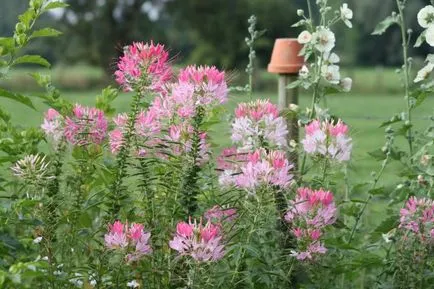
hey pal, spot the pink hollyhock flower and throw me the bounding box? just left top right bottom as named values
left=115, top=42, right=172, bottom=92
left=302, top=119, right=352, bottom=162
left=231, top=100, right=288, bottom=152
left=41, top=108, right=64, bottom=146
left=64, top=104, right=108, bottom=146
left=204, top=205, right=237, bottom=222
left=399, top=196, right=434, bottom=242
left=169, top=219, right=225, bottom=262
left=285, top=187, right=337, bottom=261
left=104, top=221, right=128, bottom=249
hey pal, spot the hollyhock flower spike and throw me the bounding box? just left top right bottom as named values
left=64, top=104, right=108, bottom=146
left=169, top=218, right=225, bottom=262
left=285, top=187, right=337, bottom=261
left=115, top=41, right=172, bottom=92
left=41, top=108, right=64, bottom=146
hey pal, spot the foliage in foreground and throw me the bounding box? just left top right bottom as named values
left=0, top=0, right=433, bottom=288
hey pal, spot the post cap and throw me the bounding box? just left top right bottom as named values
left=268, top=38, right=304, bottom=75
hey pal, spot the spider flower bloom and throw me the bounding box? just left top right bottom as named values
left=285, top=187, right=337, bottom=261
left=169, top=219, right=225, bottom=262
left=64, top=105, right=108, bottom=146
left=231, top=100, right=288, bottom=152
left=41, top=108, right=64, bottom=146
left=204, top=205, right=237, bottom=222
left=104, top=221, right=128, bottom=249
left=302, top=119, right=352, bottom=162
left=399, top=196, right=434, bottom=242
left=115, top=42, right=172, bottom=92
left=220, top=149, right=293, bottom=192
left=178, top=65, right=228, bottom=106
left=104, top=221, right=152, bottom=263
left=11, top=154, right=53, bottom=185
left=126, top=223, right=152, bottom=263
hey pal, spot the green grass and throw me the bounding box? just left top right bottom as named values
left=2, top=88, right=433, bottom=187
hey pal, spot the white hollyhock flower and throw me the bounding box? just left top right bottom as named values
left=426, top=25, right=434, bottom=46
left=312, top=27, right=335, bottom=53
left=299, top=65, right=309, bottom=79
left=127, top=280, right=140, bottom=288
left=417, top=5, right=434, bottom=28
left=297, top=30, right=312, bottom=44
left=414, top=63, right=434, bottom=83
left=321, top=65, right=340, bottom=84
left=326, top=52, right=340, bottom=64
left=340, top=77, right=353, bottom=92
left=340, top=3, right=353, bottom=28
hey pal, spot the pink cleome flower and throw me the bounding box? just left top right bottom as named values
left=285, top=187, right=337, bottom=261
left=399, top=196, right=434, bottom=243
left=219, top=149, right=294, bottom=192
left=169, top=218, right=225, bottom=262
left=231, top=99, right=288, bottom=152
left=302, top=119, right=352, bottom=162
left=115, top=41, right=172, bottom=92
left=104, top=221, right=152, bottom=263
left=204, top=205, right=237, bottom=222
left=41, top=108, right=64, bottom=145
left=64, top=104, right=108, bottom=146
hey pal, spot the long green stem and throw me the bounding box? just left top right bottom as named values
left=396, top=0, right=414, bottom=161
left=347, top=148, right=391, bottom=244
left=108, top=92, right=142, bottom=219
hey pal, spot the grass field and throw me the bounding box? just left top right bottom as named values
left=2, top=87, right=433, bottom=187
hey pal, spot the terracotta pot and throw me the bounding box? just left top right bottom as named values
left=267, top=38, right=304, bottom=74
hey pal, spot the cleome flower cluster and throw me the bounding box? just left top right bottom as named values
left=231, top=99, right=288, bottom=152
left=399, top=196, right=434, bottom=243
left=104, top=221, right=152, bottom=263
left=169, top=218, right=225, bottom=262
left=301, top=119, right=352, bottom=162
left=284, top=187, right=337, bottom=261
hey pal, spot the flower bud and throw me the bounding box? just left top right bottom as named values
left=297, top=9, right=304, bottom=16
left=15, top=23, right=26, bottom=34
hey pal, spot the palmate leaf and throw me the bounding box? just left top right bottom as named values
left=12, top=55, right=50, bottom=67
left=372, top=14, right=399, bottom=35
left=0, top=88, right=36, bottom=110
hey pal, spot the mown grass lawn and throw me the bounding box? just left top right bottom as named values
left=3, top=88, right=433, bottom=184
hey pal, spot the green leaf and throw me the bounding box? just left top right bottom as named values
left=369, top=214, right=398, bottom=242
left=380, top=114, right=402, bottom=127
left=43, top=1, right=69, bottom=11
left=0, top=37, right=15, bottom=55
left=287, top=80, right=301, bottom=89
left=18, top=10, right=36, bottom=29
left=12, top=55, right=50, bottom=67
left=30, top=28, right=62, bottom=39
left=368, top=148, right=386, bottom=161
left=0, top=88, right=36, bottom=110
left=368, top=187, right=385, bottom=196
left=372, top=15, right=399, bottom=35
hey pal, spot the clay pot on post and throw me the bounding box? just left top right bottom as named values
left=267, top=38, right=304, bottom=168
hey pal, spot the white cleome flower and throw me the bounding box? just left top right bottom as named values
left=414, top=63, right=434, bottom=83
left=321, top=65, right=341, bottom=84
left=297, top=30, right=312, bottom=44
left=340, top=77, right=353, bottom=92
left=340, top=3, right=353, bottom=28
left=312, top=27, right=335, bottom=53
left=425, top=25, right=434, bottom=46
left=127, top=280, right=140, bottom=288
left=417, top=5, right=434, bottom=28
